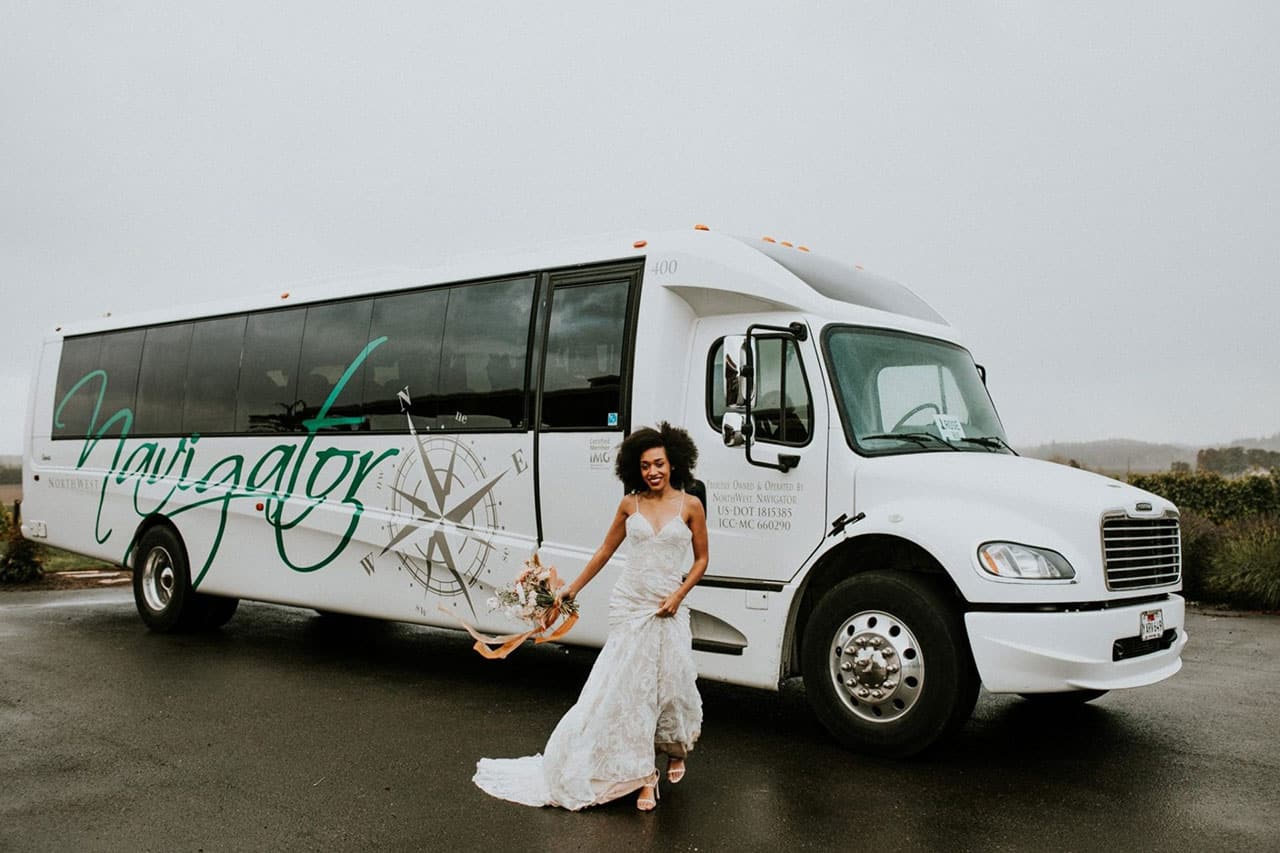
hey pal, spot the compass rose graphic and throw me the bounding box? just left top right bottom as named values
left=377, top=389, right=507, bottom=614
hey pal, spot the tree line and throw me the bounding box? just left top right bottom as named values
left=1196, top=447, right=1280, bottom=476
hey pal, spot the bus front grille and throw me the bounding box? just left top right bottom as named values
left=1101, top=514, right=1182, bottom=591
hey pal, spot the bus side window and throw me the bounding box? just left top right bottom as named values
left=52, top=335, right=105, bottom=439
left=540, top=279, right=630, bottom=430
left=364, top=288, right=448, bottom=431
left=296, top=299, right=374, bottom=428
left=182, top=315, right=246, bottom=436
left=135, top=323, right=194, bottom=436
left=436, top=277, right=534, bottom=430
left=235, top=309, right=305, bottom=434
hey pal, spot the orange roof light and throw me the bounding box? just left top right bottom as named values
left=797, top=246, right=810, bottom=252
left=694, top=224, right=710, bottom=231
left=781, top=241, right=793, bottom=248
left=281, top=292, right=290, bottom=299
left=762, top=236, right=776, bottom=243
left=633, top=239, right=647, bottom=248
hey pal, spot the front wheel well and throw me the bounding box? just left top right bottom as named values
left=784, top=534, right=965, bottom=678
left=126, top=514, right=185, bottom=571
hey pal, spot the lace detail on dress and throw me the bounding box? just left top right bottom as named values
left=473, top=494, right=703, bottom=810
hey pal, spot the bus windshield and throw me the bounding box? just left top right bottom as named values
left=823, top=326, right=1011, bottom=456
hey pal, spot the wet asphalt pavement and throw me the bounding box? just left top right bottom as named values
left=1, top=588, right=1277, bottom=853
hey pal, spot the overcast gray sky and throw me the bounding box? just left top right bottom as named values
left=3, top=1, right=1277, bottom=455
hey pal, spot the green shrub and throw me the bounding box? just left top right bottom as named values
left=1177, top=510, right=1221, bottom=603
left=1205, top=515, right=1280, bottom=611
left=0, top=506, right=44, bottom=584
left=1128, top=471, right=1280, bottom=523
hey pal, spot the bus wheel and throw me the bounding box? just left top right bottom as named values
left=801, top=571, right=978, bottom=757
left=133, top=527, right=202, bottom=632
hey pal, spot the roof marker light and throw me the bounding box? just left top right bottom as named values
left=633, top=239, right=647, bottom=248
left=694, top=224, right=710, bottom=231
left=798, top=246, right=810, bottom=252
left=781, top=241, right=793, bottom=248
left=762, top=236, right=776, bottom=243
left=281, top=292, right=290, bottom=299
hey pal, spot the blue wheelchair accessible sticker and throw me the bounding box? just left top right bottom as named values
left=607, top=412, right=618, bottom=426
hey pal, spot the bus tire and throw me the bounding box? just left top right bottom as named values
left=801, top=571, right=978, bottom=757
left=132, top=526, right=204, bottom=633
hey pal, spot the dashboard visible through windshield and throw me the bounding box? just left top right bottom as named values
left=822, top=326, right=1012, bottom=456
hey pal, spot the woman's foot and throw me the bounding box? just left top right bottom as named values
left=667, top=757, right=686, bottom=784
left=636, top=781, right=659, bottom=811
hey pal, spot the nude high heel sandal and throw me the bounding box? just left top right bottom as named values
left=667, top=757, right=685, bottom=784
left=636, top=780, right=660, bottom=811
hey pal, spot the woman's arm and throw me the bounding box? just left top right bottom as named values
left=656, top=498, right=708, bottom=617
left=557, top=498, right=630, bottom=602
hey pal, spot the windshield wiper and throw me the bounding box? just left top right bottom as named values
left=958, top=435, right=1017, bottom=454
left=861, top=432, right=960, bottom=450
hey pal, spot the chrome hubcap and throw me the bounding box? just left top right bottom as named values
left=828, top=609, right=924, bottom=723
left=141, top=547, right=175, bottom=612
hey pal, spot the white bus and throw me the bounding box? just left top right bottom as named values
left=21, top=227, right=1186, bottom=756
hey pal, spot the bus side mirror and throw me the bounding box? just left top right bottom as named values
left=722, top=411, right=747, bottom=447
left=722, top=335, right=753, bottom=408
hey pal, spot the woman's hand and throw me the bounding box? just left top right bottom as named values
left=656, top=592, right=683, bottom=618
left=555, top=586, right=576, bottom=607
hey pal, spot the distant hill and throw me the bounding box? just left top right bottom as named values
left=1020, top=439, right=1197, bottom=474
left=0, top=455, right=20, bottom=468
left=1227, top=433, right=1280, bottom=453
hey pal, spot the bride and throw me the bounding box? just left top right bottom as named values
left=473, top=422, right=708, bottom=811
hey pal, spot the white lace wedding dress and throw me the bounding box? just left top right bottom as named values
left=473, top=497, right=703, bottom=810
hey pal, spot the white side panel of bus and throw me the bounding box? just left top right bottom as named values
left=535, top=432, right=626, bottom=646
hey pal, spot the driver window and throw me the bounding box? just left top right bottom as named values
left=876, top=364, right=970, bottom=431
left=707, top=336, right=812, bottom=446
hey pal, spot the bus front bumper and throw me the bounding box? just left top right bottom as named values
left=964, top=594, right=1187, bottom=694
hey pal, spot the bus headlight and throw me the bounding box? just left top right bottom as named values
left=978, top=542, right=1075, bottom=580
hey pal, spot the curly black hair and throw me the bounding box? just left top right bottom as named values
left=614, top=421, right=699, bottom=494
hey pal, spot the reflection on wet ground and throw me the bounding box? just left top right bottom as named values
left=2, top=592, right=1277, bottom=852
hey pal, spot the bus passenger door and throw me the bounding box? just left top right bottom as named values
left=533, top=262, right=643, bottom=645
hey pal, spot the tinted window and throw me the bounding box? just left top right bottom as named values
left=541, top=280, right=630, bottom=429
left=296, top=300, right=373, bottom=429
left=52, top=336, right=104, bottom=438
left=183, top=315, right=246, bottom=435
left=437, top=277, right=534, bottom=429
left=135, top=324, right=193, bottom=435
left=364, top=288, right=448, bottom=431
left=236, top=309, right=305, bottom=433
left=95, top=331, right=145, bottom=430
left=707, top=336, right=812, bottom=445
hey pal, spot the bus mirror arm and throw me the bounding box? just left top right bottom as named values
left=722, top=321, right=809, bottom=472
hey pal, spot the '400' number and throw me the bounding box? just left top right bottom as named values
left=652, top=259, right=678, bottom=276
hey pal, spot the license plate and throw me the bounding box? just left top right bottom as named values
left=1140, top=609, right=1164, bottom=642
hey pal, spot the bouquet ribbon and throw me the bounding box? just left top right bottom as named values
left=440, top=603, right=579, bottom=660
